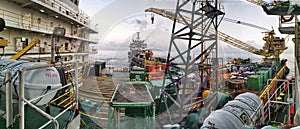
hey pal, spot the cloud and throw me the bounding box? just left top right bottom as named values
left=91, top=0, right=176, bottom=43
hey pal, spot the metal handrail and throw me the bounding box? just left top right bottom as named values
left=0, top=8, right=96, bottom=41
left=0, top=8, right=52, bottom=31
left=259, top=65, right=286, bottom=100
left=23, top=98, right=60, bottom=129
left=263, top=78, right=289, bottom=121
left=16, top=62, right=79, bottom=129
left=29, top=83, right=72, bottom=103
left=39, top=103, right=76, bottom=129
left=33, top=0, right=98, bottom=32
left=35, top=0, right=90, bottom=25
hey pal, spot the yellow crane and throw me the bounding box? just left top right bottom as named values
left=245, top=0, right=264, bottom=6
left=262, top=30, right=287, bottom=58
left=145, top=7, right=287, bottom=59
left=145, top=8, right=264, bottom=55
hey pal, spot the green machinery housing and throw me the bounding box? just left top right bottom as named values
left=108, top=82, right=156, bottom=129
left=107, top=78, right=178, bottom=129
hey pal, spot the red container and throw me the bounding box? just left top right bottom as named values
left=290, top=105, right=295, bottom=116
left=161, top=63, right=167, bottom=70
left=156, top=66, right=161, bottom=71
left=148, top=65, right=156, bottom=72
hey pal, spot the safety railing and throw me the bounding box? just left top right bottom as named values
left=259, top=65, right=286, bottom=101
left=34, top=0, right=98, bottom=32
left=258, top=65, right=288, bottom=122
left=0, top=8, right=53, bottom=33
left=263, top=78, right=290, bottom=122
left=0, top=8, right=97, bottom=42
left=5, top=62, right=79, bottom=129
left=293, top=61, right=300, bottom=124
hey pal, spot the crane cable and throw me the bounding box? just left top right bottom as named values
left=147, top=8, right=270, bottom=31
left=150, top=0, right=156, bottom=24
left=222, top=17, right=270, bottom=31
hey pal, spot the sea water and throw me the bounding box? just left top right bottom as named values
left=98, top=50, right=296, bottom=76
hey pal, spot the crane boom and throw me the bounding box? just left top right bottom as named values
left=145, top=8, right=264, bottom=55
left=245, top=0, right=263, bottom=6
left=223, top=17, right=270, bottom=31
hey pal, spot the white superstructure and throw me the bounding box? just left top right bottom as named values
left=0, top=0, right=98, bottom=62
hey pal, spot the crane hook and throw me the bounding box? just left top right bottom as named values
left=151, top=13, right=154, bottom=24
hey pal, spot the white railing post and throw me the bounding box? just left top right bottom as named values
left=14, top=62, right=81, bottom=129
left=18, top=70, right=25, bottom=129
left=5, top=72, right=13, bottom=128
left=267, top=90, right=271, bottom=121
left=75, top=61, right=79, bottom=109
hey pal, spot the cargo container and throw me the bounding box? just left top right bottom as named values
left=256, top=70, right=269, bottom=84
left=247, top=75, right=263, bottom=90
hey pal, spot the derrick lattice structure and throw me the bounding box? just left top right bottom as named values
left=158, top=0, right=224, bottom=126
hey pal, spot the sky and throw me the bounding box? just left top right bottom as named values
left=78, top=0, right=295, bottom=65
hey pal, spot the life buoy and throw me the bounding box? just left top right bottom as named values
left=281, top=15, right=294, bottom=23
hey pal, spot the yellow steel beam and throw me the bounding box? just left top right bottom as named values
left=259, top=65, right=286, bottom=100
left=245, top=0, right=263, bottom=6
left=0, top=38, right=8, bottom=47
left=63, top=99, right=74, bottom=108
left=10, top=38, right=39, bottom=60
left=57, top=95, right=72, bottom=106
left=50, top=89, right=72, bottom=104
left=79, top=111, right=102, bottom=120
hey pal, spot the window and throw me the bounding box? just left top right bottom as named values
left=65, top=43, right=69, bottom=51
left=50, top=22, right=53, bottom=27
left=70, top=0, right=79, bottom=5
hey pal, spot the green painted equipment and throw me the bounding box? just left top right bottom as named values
left=184, top=108, right=203, bottom=128
left=256, top=70, right=269, bottom=84
left=247, top=75, right=263, bottom=90
left=148, top=79, right=178, bottom=114
left=261, top=67, right=272, bottom=79
left=108, top=82, right=155, bottom=129
left=0, top=96, right=80, bottom=129
left=148, top=79, right=172, bottom=99
left=271, top=58, right=280, bottom=70
left=130, top=67, right=146, bottom=81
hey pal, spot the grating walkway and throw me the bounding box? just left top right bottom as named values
left=79, top=73, right=129, bottom=129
